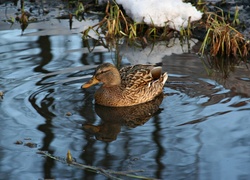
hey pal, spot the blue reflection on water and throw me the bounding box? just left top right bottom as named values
left=0, top=29, right=250, bottom=180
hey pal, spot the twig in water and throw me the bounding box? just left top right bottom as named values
left=38, top=150, right=159, bottom=180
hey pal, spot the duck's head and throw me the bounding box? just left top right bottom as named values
left=82, top=63, right=121, bottom=88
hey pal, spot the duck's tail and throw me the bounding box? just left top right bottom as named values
left=162, top=72, right=168, bottom=85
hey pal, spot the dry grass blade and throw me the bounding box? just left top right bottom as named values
left=82, top=1, right=132, bottom=40
left=199, top=9, right=250, bottom=60
left=82, top=1, right=181, bottom=45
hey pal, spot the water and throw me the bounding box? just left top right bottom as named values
left=1, top=17, right=250, bottom=180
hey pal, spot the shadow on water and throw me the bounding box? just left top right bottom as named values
left=28, top=34, right=58, bottom=180
left=34, top=36, right=53, bottom=74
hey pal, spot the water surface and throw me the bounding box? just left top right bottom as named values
left=0, top=24, right=250, bottom=180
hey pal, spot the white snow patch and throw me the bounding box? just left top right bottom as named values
left=116, top=0, right=203, bottom=31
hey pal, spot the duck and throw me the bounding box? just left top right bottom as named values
left=81, top=63, right=168, bottom=107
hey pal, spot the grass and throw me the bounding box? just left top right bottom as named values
left=82, top=1, right=175, bottom=45
left=199, top=7, right=249, bottom=60
left=197, top=5, right=249, bottom=77
left=82, top=1, right=129, bottom=40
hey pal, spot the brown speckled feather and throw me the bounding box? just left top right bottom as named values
left=120, top=64, right=154, bottom=89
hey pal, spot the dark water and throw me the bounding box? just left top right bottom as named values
left=1, top=24, right=250, bottom=180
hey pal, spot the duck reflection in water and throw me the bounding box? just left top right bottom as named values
left=83, top=93, right=164, bottom=142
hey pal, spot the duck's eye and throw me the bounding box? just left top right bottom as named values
left=100, top=70, right=109, bottom=74
left=97, top=69, right=108, bottom=76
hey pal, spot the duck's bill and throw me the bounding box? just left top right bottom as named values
left=81, top=77, right=100, bottom=88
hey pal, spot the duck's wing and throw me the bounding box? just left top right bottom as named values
left=119, top=64, right=162, bottom=89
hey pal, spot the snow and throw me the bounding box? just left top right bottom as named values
left=116, top=0, right=203, bottom=31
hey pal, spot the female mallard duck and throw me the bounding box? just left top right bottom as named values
left=82, top=63, right=168, bottom=107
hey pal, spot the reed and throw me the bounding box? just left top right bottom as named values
left=82, top=1, right=175, bottom=44
left=199, top=7, right=249, bottom=60
left=82, top=1, right=130, bottom=40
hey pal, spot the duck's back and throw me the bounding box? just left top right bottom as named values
left=118, top=64, right=167, bottom=105
left=119, top=64, right=155, bottom=89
